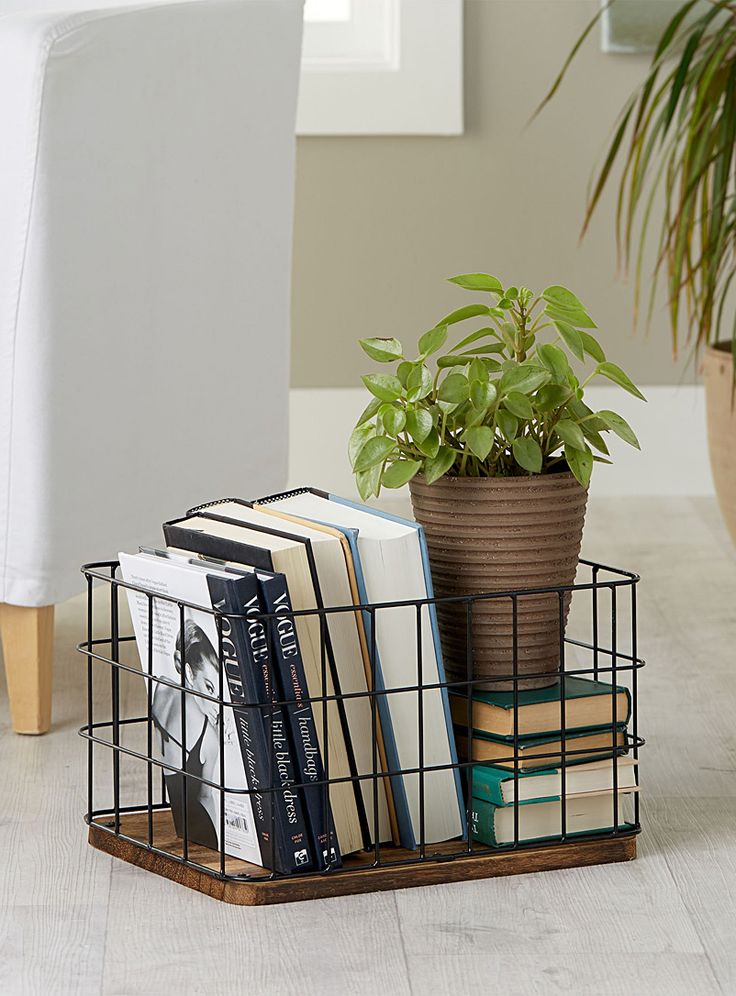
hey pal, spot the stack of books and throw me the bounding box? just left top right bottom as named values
left=451, top=677, right=638, bottom=846
left=120, top=488, right=466, bottom=875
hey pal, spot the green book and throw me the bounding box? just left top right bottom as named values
left=455, top=725, right=627, bottom=771
left=469, top=758, right=638, bottom=807
left=450, top=675, right=631, bottom=739
left=470, top=792, right=636, bottom=847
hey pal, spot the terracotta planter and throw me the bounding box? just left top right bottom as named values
left=409, top=472, right=588, bottom=691
left=703, top=343, right=736, bottom=544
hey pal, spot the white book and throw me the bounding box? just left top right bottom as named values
left=257, top=490, right=465, bottom=849
left=473, top=790, right=636, bottom=846
left=118, top=551, right=263, bottom=866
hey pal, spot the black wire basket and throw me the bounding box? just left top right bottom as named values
left=78, top=558, right=644, bottom=904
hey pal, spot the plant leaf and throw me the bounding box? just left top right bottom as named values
left=356, top=396, right=382, bottom=426
left=497, top=410, right=519, bottom=442
left=536, top=384, right=572, bottom=413
left=383, top=459, right=422, bottom=489
left=596, top=362, right=647, bottom=401
left=471, top=379, right=497, bottom=410
left=555, top=418, right=586, bottom=451
left=349, top=423, right=375, bottom=468
left=380, top=404, right=406, bottom=437
left=447, top=273, right=504, bottom=294
left=512, top=436, right=543, bottom=474
left=406, top=364, right=433, bottom=402
left=450, top=327, right=503, bottom=353
left=463, top=426, right=494, bottom=461
left=554, top=321, right=585, bottom=361
left=542, top=285, right=586, bottom=311
left=354, top=435, right=397, bottom=473
left=579, top=329, right=606, bottom=363
left=438, top=373, right=470, bottom=404
left=564, top=443, right=594, bottom=488
left=500, top=365, right=550, bottom=396
left=423, top=446, right=456, bottom=484
left=437, top=354, right=470, bottom=368
left=405, top=408, right=433, bottom=444
left=503, top=391, right=534, bottom=419
left=397, top=360, right=415, bottom=387
left=356, top=464, right=382, bottom=501
left=362, top=373, right=403, bottom=402
left=538, top=343, right=570, bottom=383
left=544, top=303, right=598, bottom=329
left=416, top=427, right=440, bottom=458
left=437, top=304, right=492, bottom=327
left=359, top=337, right=403, bottom=363
left=596, top=409, right=641, bottom=448
left=418, top=325, right=448, bottom=358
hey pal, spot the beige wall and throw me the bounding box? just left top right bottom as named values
left=291, top=0, right=695, bottom=388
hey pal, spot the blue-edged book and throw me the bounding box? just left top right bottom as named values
left=254, top=487, right=466, bottom=850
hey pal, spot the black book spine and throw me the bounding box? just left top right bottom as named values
left=259, top=574, right=342, bottom=870
left=206, top=574, right=313, bottom=875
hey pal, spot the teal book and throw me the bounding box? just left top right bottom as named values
left=469, top=758, right=638, bottom=807
left=450, top=675, right=631, bottom=739
left=455, top=725, right=627, bottom=771
left=470, top=791, right=636, bottom=846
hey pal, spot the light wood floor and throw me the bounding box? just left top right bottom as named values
left=1, top=497, right=735, bottom=996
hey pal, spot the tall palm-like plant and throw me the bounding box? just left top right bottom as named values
left=539, top=0, right=736, bottom=366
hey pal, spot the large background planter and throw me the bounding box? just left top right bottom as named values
left=703, top=343, right=736, bottom=545
left=409, top=472, right=588, bottom=691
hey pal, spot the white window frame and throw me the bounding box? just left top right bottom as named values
left=297, top=0, right=464, bottom=136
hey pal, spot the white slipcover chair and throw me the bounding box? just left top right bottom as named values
left=0, top=0, right=304, bottom=731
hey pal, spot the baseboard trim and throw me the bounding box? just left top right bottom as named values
left=289, top=386, right=714, bottom=498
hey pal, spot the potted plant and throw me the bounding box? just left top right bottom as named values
left=540, top=0, right=736, bottom=541
left=349, top=273, right=645, bottom=689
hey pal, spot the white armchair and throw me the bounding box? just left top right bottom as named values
left=0, top=0, right=304, bottom=732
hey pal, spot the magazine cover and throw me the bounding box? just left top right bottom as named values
left=119, top=552, right=263, bottom=866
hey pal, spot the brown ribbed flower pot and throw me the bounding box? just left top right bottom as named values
left=409, top=472, right=588, bottom=691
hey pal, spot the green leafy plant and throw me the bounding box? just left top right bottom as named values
left=538, top=0, right=736, bottom=364
left=350, top=274, right=646, bottom=499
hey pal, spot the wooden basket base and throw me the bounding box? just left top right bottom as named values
left=89, top=810, right=637, bottom=906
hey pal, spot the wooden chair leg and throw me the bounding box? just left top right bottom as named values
left=0, top=604, right=54, bottom=734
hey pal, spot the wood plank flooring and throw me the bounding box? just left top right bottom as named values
left=1, top=497, right=734, bottom=995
